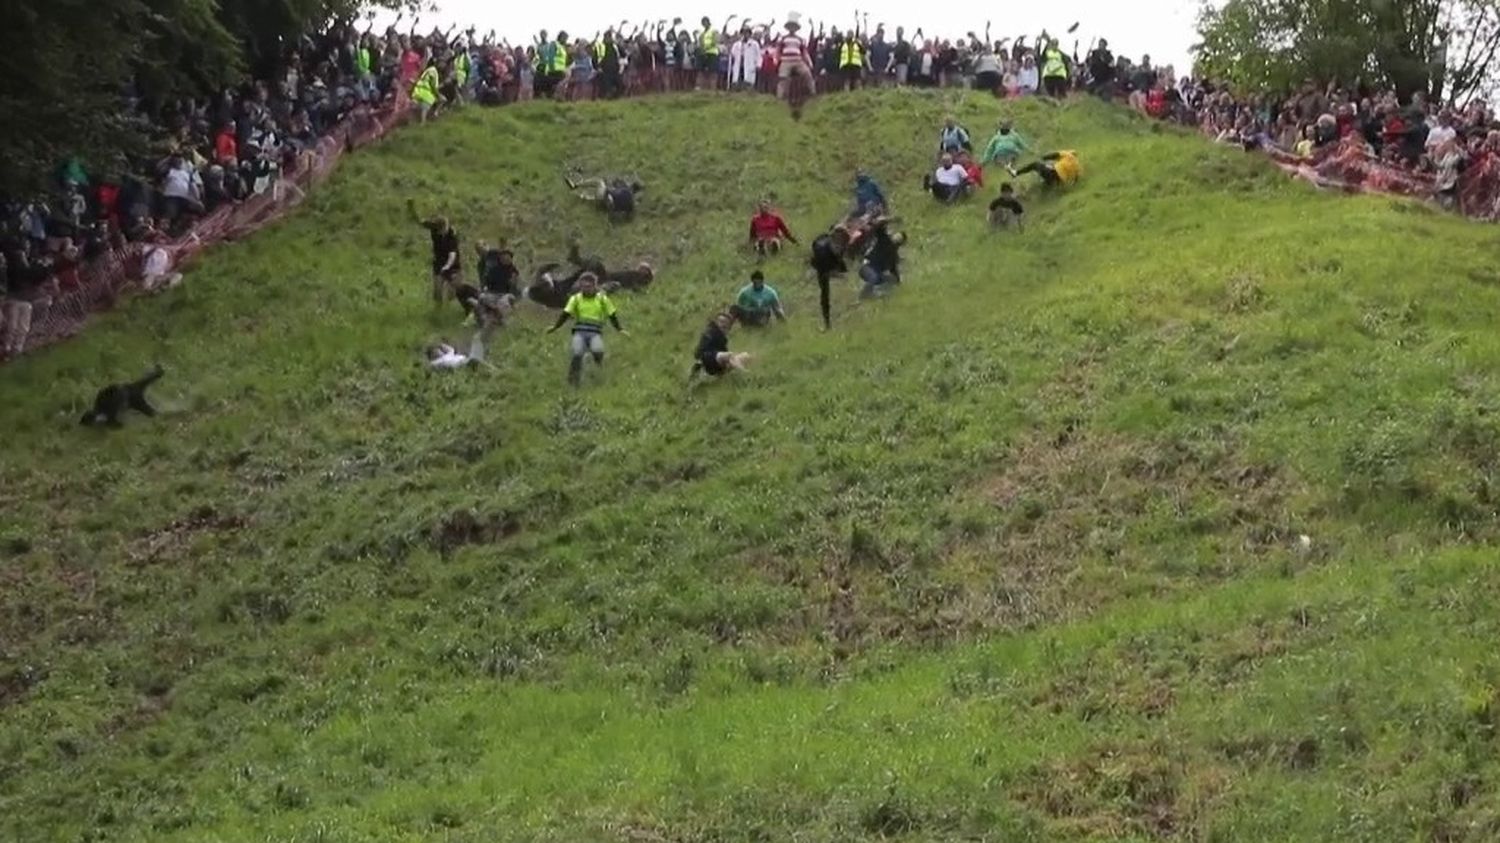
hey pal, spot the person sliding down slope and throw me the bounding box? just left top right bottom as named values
left=1012, top=150, right=1082, bottom=188
left=749, top=201, right=798, bottom=255
left=689, top=311, right=753, bottom=382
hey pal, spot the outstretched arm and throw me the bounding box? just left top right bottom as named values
left=547, top=311, right=571, bottom=332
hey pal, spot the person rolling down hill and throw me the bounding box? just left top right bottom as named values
left=749, top=201, right=798, bottom=255
left=852, top=170, right=887, bottom=217
left=730, top=271, right=786, bottom=326
left=858, top=217, right=905, bottom=299
left=1012, top=150, right=1082, bottom=188
left=566, top=173, right=642, bottom=219
left=690, top=311, right=752, bottom=381
left=546, top=272, right=627, bottom=386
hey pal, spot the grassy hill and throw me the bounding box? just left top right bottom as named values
left=5, top=90, right=1500, bottom=842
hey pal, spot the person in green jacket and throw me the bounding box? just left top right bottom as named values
left=980, top=120, right=1029, bottom=174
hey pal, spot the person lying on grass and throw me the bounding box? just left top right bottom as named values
left=749, top=200, right=798, bottom=255
left=565, top=172, right=642, bottom=220
left=690, top=311, right=752, bottom=381
left=730, top=270, right=786, bottom=326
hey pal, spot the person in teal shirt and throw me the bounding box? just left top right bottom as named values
left=731, top=271, right=785, bottom=326
left=980, top=120, right=1030, bottom=174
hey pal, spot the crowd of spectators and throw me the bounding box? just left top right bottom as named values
left=3, top=12, right=1497, bottom=359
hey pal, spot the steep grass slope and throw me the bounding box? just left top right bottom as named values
left=4, top=91, right=1500, bottom=842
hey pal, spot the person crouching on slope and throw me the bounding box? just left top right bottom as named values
left=749, top=201, right=798, bottom=255
left=1013, top=150, right=1082, bottom=188
left=690, top=311, right=753, bottom=382
left=546, top=273, right=627, bottom=387
left=730, top=271, right=786, bottom=326
left=988, top=183, right=1025, bottom=231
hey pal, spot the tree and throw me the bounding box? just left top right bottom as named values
left=0, top=0, right=413, bottom=197
left=1193, top=0, right=1500, bottom=102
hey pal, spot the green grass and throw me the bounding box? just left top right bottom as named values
left=5, top=89, right=1500, bottom=841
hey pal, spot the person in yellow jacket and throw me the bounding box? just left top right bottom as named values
left=1041, top=38, right=1070, bottom=98
left=839, top=32, right=866, bottom=91
left=411, top=60, right=442, bottom=122
left=1013, top=150, right=1082, bottom=188
left=546, top=273, right=628, bottom=386
left=696, top=16, right=721, bottom=90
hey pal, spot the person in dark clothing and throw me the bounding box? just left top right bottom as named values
left=408, top=199, right=460, bottom=304
left=690, top=311, right=751, bottom=380
left=987, top=183, right=1025, bottom=230
left=567, top=173, right=641, bottom=220
left=475, top=243, right=520, bottom=296
left=858, top=217, right=905, bottom=299
left=809, top=231, right=849, bottom=330
left=598, top=31, right=623, bottom=99
left=1086, top=40, right=1115, bottom=97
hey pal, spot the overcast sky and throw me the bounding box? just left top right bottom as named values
left=370, top=1, right=1203, bottom=72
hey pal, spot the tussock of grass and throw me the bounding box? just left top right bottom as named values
left=4, top=91, right=1500, bottom=840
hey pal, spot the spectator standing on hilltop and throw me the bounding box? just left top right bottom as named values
left=1040, top=36, right=1070, bottom=98
left=891, top=27, right=912, bottom=86
left=1087, top=39, right=1115, bottom=98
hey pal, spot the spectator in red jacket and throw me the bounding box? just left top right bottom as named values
left=749, top=201, right=797, bottom=255
left=214, top=122, right=239, bottom=167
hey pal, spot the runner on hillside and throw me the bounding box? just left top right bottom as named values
left=546, top=272, right=627, bottom=386
left=408, top=199, right=461, bottom=304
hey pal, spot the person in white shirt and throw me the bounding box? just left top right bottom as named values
left=729, top=30, right=761, bottom=90
left=924, top=153, right=972, bottom=202
left=1425, top=112, right=1458, bottom=156
left=160, top=155, right=205, bottom=219
left=426, top=342, right=481, bottom=370
left=1017, top=54, right=1040, bottom=95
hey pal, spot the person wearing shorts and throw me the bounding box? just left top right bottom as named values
left=546, top=273, right=626, bottom=386
left=409, top=199, right=461, bottom=304
left=690, top=311, right=752, bottom=381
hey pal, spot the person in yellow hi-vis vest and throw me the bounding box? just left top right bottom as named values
left=411, top=60, right=441, bottom=122
left=839, top=32, right=866, bottom=92
left=546, top=273, right=628, bottom=387
left=1041, top=38, right=1071, bottom=98
left=696, top=16, right=721, bottom=90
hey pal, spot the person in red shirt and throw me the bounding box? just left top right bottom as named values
left=957, top=150, right=983, bottom=188
left=214, top=122, right=238, bottom=167
left=749, top=200, right=797, bottom=254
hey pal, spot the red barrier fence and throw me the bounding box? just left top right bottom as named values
left=13, top=101, right=413, bottom=358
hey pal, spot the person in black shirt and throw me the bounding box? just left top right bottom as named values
left=987, top=183, right=1024, bottom=230
left=690, top=311, right=751, bottom=380
left=892, top=29, right=912, bottom=85
left=408, top=199, right=460, bottom=304
left=475, top=242, right=519, bottom=296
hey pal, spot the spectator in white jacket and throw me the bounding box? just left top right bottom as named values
left=729, top=30, right=762, bottom=90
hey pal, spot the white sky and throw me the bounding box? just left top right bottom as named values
left=370, top=1, right=1203, bottom=73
